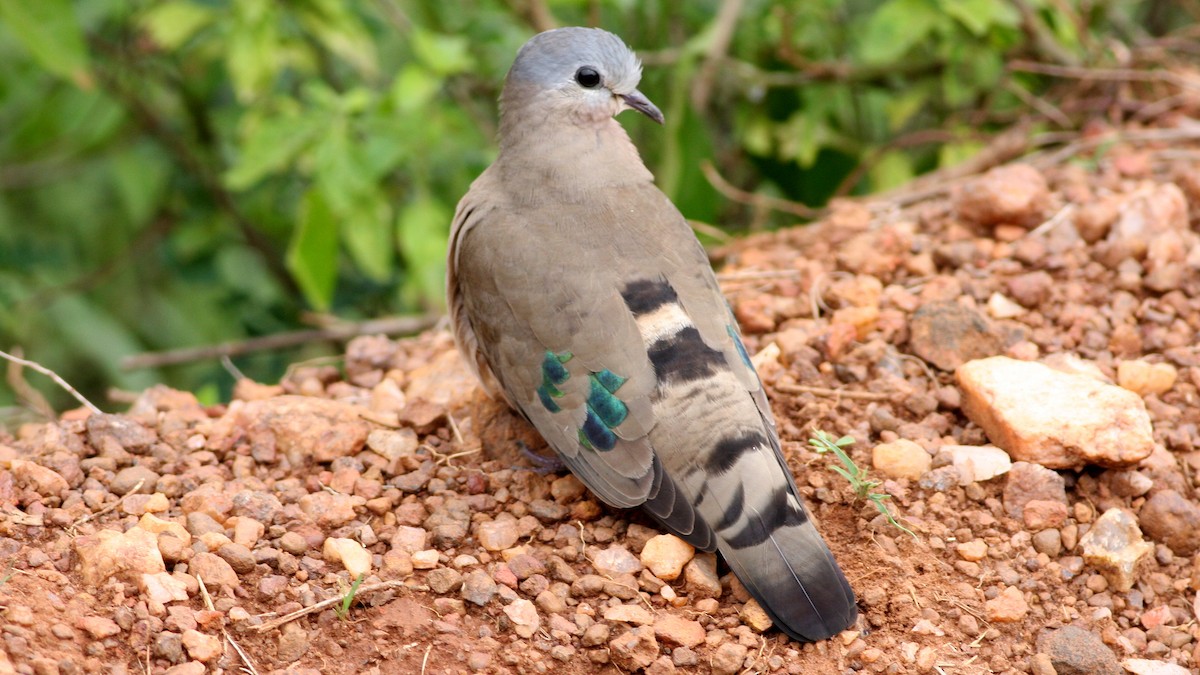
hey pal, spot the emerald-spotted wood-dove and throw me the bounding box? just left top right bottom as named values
left=447, top=27, right=857, bottom=642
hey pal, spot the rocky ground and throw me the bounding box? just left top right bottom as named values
left=3, top=118, right=1200, bottom=675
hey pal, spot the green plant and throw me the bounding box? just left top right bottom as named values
left=808, top=430, right=917, bottom=540
left=334, top=572, right=366, bottom=621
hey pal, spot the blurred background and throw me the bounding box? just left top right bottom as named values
left=0, top=0, right=1193, bottom=418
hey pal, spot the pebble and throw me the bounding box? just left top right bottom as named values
left=608, top=627, right=660, bottom=671
left=946, top=444, right=1012, bottom=484
left=1138, top=489, right=1200, bottom=556
left=73, top=526, right=166, bottom=585
left=1002, top=462, right=1067, bottom=519
left=593, top=544, right=642, bottom=577
left=739, top=598, right=774, bottom=632
left=603, top=603, right=654, bottom=625
left=955, top=540, right=988, bottom=562
left=1122, top=658, right=1191, bottom=675
left=1023, top=499, right=1069, bottom=530
left=985, top=586, right=1028, bottom=622
left=476, top=519, right=519, bottom=551
left=137, top=514, right=192, bottom=545
left=711, top=642, right=749, bottom=675
left=1081, top=508, right=1154, bottom=592
left=957, top=356, right=1155, bottom=469
left=502, top=599, right=540, bottom=638
left=954, top=164, right=1049, bottom=227
left=411, top=549, right=440, bottom=569
left=390, top=525, right=428, bottom=554
left=1118, top=360, right=1178, bottom=396
left=9, top=460, right=70, bottom=498
left=188, top=552, right=240, bottom=590
left=110, top=465, right=160, bottom=494
left=908, top=301, right=1004, bottom=371
left=1032, top=529, right=1062, bottom=557
left=639, top=534, right=694, bottom=581
left=216, top=542, right=257, bottom=575
left=1037, top=625, right=1122, bottom=675
left=652, top=615, right=705, bottom=648
left=323, top=537, right=373, bottom=578
left=426, top=568, right=463, bottom=594
left=141, top=571, right=190, bottom=605
left=683, top=553, right=722, bottom=598
left=77, top=616, right=121, bottom=639
left=181, top=630, right=222, bottom=662
left=871, top=439, right=931, bottom=480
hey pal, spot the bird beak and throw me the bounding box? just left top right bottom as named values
left=620, top=90, right=664, bottom=125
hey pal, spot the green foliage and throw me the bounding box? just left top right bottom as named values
left=0, top=0, right=1181, bottom=412
left=808, top=430, right=917, bottom=540
left=335, top=572, right=366, bottom=621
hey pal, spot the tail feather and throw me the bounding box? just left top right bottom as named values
left=718, top=520, right=857, bottom=642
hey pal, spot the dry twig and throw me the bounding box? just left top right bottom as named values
left=247, top=580, right=408, bottom=633
left=0, top=348, right=101, bottom=415
left=701, top=161, right=822, bottom=219
left=774, top=383, right=895, bottom=402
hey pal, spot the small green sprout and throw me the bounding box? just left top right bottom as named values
left=335, top=573, right=366, bottom=620
left=808, top=430, right=917, bottom=540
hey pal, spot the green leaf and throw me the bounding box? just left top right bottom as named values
left=938, top=139, right=985, bottom=168
left=313, top=125, right=375, bottom=217
left=397, top=196, right=449, bottom=308
left=111, top=142, right=171, bottom=228
left=287, top=189, right=340, bottom=310
left=139, top=1, right=215, bottom=50
left=0, top=0, right=91, bottom=85
left=339, top=189, right=394, bottom=282
left=412, top=29, right=474, bottom=76
left=859, top=0, right=941, bottom=65
left=226, top=0, right=279, bottom=102
left=389, top=65, right=441, bottom=114
left=225, top=112, right=323, bottom=190
left=868, top=151, right=914, bottom=192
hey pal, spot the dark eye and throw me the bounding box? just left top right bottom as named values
left=575, top=66, right=602, bottom=89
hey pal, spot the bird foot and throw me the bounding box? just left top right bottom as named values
left=515, top=440, right=565, bottom=475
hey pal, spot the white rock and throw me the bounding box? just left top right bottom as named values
left=957, top=356, right=1153, bottom=469
left=503, top=599, right=541, bottom=638
left=593, top=545, right=642, bottom=576
left=323, top=537, right=372, bottom=578
left=1122, top=659, right=1190, bottom=675
left=872, top=439, right=931, bottom=480
left=639, top=535, right=694, bottom=581
left=946, top=445, right=1012, bottom=484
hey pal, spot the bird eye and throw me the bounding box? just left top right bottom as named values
left=575, top=67, right=602, bottom=89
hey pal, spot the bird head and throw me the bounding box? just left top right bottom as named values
left=504, top=27, right=664, bottom=126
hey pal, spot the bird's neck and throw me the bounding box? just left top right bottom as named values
left=495, top=96, right=655, bottom=203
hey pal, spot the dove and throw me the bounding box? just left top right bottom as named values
left=447, top=26, right=857, bottom=641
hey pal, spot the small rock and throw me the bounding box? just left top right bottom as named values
left=593, top=544, right=642, bottom=577
left=1138, top=490, right=1200, bottom=556
left=137, top=514, right=192, bottom=545
left=181, top=630, right=222, bottom=662
left=1081, top=508, right=1154, bottom=592
left=503, top=599, right=540, bottom=638
left=162, top=663, right=205, bottom=675
left=1023, top=500, right=1069, bottom=530
left=216, top=543, right=257, bottom=575
left=1037, top=625, right=1122, bottom=675
left=78, top=616, right=121, bottom=639
left=608, top=626, right=659, bottom=671
left=366, top=428, right=419, bottom=461
left=476, top=519, right=519, bottom=552
left=466, top=652, right=491, bottom=671
left=1032, top=529, right=1062, bottom=557
left=910, top=302, right=1004, bottom=371
left=1118, top=360, right=1178, bottom=396
left=954, top=164, right=1049, bottom=227
left=683, top=553, right=722, bottom=598
left=188, top=552, right=240, bottom=591
left=411, top=549, right=440, bottom=569
left=947, top=444, right=1012, bottom=484
left=652, top=615, right=705, bottom=648
left=461, top=569, right=497, bottom=606
left=427, top=568, right=463, bottom=595
left=110, top=465, right=160, bottom=495
left=276, top=623, right=309, bottom=663
left=711, top=642, right=749, bottom=675
left=740, top=598, right=774, bottom=632
left=323, top=537, right=373, bottom=578
left=640, top=534, right=694, bottom=581
left=957, top=356, right=1154, bottom=469
left=1003, top=462, right=1068, bottom=519
left=871, top=439, right=931, bottom=480
left=646, top=656, right=676, bottom=675
left=987, top=292, right=1026, bottom=319
left=9, top=460, right=69, bottom=498
left=955, top=540, right=988, bottom=562
left=603, top=603, right=654, bottom=625
left=985, top=586, right=1028, bottom=622
left=74, top=527, right=166, bottom=585
left=1122, top=658, right=1191, bottom=675
left=141, top=572, right=190, bottom=605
